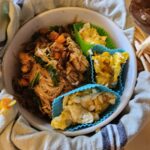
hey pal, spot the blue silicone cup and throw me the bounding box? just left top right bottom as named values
left=52, top=84, right=120, bottom=131
left=117, top=64, right=126, bottom=95
left=90, top=44, right=128, bottom=94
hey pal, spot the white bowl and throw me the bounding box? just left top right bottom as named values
left=2, top=7, right=137, bottom=136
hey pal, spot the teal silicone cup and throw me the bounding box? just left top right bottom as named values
left=52, top=84, right=120, bottom=131
left=90, top=44, right=127, bottom=94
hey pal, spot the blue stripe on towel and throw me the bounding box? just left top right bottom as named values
left=100, top=123, right=127, bottom=150
left=106, top=125, right=115, bottom=150
left=112, top=125, right=121, bottom=149
left=111, top=125, right=117, bottom=150
left=101, top=127, right=111, bottom=150
left=117, top=122, right=127, bottom=147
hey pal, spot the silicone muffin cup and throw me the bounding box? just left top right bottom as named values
left=90, top=45, right=128, bottom=94
left=52, top=84, right=120, bottom=131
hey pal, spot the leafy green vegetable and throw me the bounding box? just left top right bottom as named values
left=33, top=56, right=59, bottom=86
left=49, top=25, right=64, bottom=33
left=33, top=56, right=47, bottom=67
left=91, top=24, right=116, bottom=49
left=73, top=22, right=116, bottom=56
left=47, top=65, right=59, bottom=86
left=73, top=24, right=92, bottom=56
left=30, top=72, right=40, bottom=88
left=49, top=25, right=59, bottom=32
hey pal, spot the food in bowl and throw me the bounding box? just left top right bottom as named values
left=13, top=25, right=90, bottom=119
left=79, top=23, right=107, bottom=45
left=73, top=22, right=116, bottom=55
left=92, top=51, right=129, bottom=87
left=12, top=21, right=128, bottom=131
left=2, top=8, right=137, bottom=136
left=51, top=88, right=116, bottom=130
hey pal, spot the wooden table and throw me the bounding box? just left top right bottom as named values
left=124, top=0, right=150, bottom=149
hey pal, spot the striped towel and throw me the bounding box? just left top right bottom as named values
left=1, top=0, right=150, bottom=150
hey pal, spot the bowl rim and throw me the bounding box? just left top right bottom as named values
left=2, top=7, right=137, bottom=136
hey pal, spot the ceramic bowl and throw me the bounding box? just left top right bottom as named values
left=2, top=7, right=137, bottom=136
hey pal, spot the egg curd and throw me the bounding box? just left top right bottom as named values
left=92, top=52, right=129, bottom=87
left=51, top=89, right=116, bottom=130
left=79, top=23, right=107, bottom=45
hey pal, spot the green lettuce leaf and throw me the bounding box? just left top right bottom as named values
left=73, top=22, right=116, bottom=56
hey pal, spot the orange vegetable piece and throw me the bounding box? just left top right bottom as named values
left=51, top=43, right=64, bottom=51
left=21, top=64, right=30, bottom=73
left=55, top=34, right=66, bottom=44
left=54, top=52, right=61, bottom=59
left=19, top=52, right=33, bottom=65
left=49, top=31, right=59, bottom=41
left=19, top=78, right=29, bottom=86
left=55, top=43, right=64, bottom=51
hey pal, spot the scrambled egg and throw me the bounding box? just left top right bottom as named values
left=79, top=23, right=107, bottom=45
left=92, top=52, right=129, bottom=87
left=51, top=90, right=116, bottom=130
